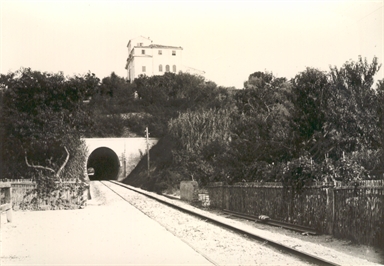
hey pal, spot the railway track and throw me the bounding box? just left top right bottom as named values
left=101, top=180, right=341, bottom=266
left=222, top=209, right=318, bottom=236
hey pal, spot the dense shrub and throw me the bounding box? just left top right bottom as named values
left=0, top=68, right=92, bottom=208
left=127, top=57, right=383, bottom=191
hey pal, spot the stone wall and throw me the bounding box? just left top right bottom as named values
left=180, top=181, right=198, bottom=202
left=180, top=181, right=210, bottom=207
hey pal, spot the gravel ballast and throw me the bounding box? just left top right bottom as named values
left=1, top=181, right=382, bottom=266
left=104, top=181, right=383, bottom=266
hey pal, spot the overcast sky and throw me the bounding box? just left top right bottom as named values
left=1, top=1, right=383, bottom=89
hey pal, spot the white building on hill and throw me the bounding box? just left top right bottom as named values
left=125, top=36, right=204, bottom=81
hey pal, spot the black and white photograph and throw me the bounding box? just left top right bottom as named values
left=1, top=1, right=383, bottom=265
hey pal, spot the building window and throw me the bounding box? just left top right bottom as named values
left=172, top=50, right=176, bottom=56
left=159, top=65, right=163, bottom=72
left=166, top=65, right=170, bottom=72
left=142, top=50, right=145, bottom=55
left=142, top=66, right=146, bottom=72
left=173, top=65, right=176, bottom=72
left=158, top=50, right=162, bottom=55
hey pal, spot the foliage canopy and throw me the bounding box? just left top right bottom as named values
left=130, top=57, right=383, bottom=191
left=0, top=68, right=98, bottom=180
left=1, top=56, right=383, bottom=195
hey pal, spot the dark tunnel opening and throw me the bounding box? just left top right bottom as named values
left=87, top=147, right=120, bottom=180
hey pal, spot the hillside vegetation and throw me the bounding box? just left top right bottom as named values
left=1, top=56, right=383, bottom=195
left=123, top=56, right=384, bottom=192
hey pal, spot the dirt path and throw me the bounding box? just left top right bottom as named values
left=1, top=181, right=382, bottom=266
left=0, top=182, right=213, bottom=266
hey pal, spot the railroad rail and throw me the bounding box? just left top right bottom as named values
left=222, top=209, right=318, bottom=235
left=102, top=180, right=340, bottom=266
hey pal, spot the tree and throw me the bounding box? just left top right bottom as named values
left=168, top=108, right=234, bottom=185
left=90, top=72, right=135, bottom=113
left=0, top=87, right=5, bottom=178
left=85, top=72, right=138, bottom=138
left=129, top=72, right=230, bottom=137
left=374, top=78, right=384, bottom=177
left=0, top=68, right=95, bottom=181
left=289, top=57, right=382, bottom=182
left=290, top=67, right=331, bottom=160
left=228, top=72, right=295, bottom=183
left=326, top=56, right=380, bottom=158
left=123, top=73, right=236, bottom=190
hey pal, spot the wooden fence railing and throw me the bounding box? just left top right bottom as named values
left=0, top=179, right=88, bottom=211
left=0, top=182, right=13, bottom=227
left=206, top=180, right=384, bottom=248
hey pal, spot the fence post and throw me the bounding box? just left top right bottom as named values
left=5, top=186, right=13, bottom=222
left=0, top=183, right=13, bottom=227
left=325, top=187, right=335, bottom=235
left=225, top=185, right=230, bottom=210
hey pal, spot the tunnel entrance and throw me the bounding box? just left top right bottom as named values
left=87, top=147, right=120, bottom=180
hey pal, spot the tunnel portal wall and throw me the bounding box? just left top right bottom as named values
left=83, top=138, right=158, bottom=181
left=87, top=147, right=120, bottom=180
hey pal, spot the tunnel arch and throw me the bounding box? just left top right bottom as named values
left=87, top=147, right=120, bottom=180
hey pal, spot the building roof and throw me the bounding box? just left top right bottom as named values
left=132, top=44, right=183, bottom=50
left=127, top=36, right=183, bottom=50
left=148, top=44, right=183, bottom=50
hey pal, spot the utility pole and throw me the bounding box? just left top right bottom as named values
left=145, top=127, right=150, bottom=177
left=123, top=142, right=126, bottom=178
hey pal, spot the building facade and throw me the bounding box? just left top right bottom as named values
left=125, top=36, right=184, bottom=81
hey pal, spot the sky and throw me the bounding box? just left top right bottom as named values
left=1, top=0, right=383, bottom=89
